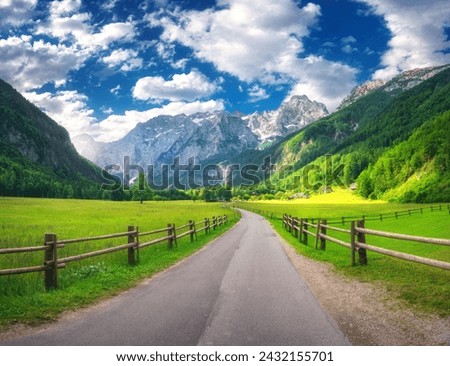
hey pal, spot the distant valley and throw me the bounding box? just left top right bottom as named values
left=0, top=64, right=449, bottom=203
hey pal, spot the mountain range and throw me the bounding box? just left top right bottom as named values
left=0, top=64, right=449, bottom=202
left=73, top=95, right=328, bottom=171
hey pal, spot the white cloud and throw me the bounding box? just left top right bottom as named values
left=101, top=106, right=114, bottom=114
left=0, top=35, right=87, bottom=91
left=36, top=0, right=136, bottom=50
left=151, top=0, right=321, bottom=82
left=95, top=99, right=225, bottom=142
left=110, top=84, right=121, bottom=95
left=357, top=0, right=450, bottom=80
left=248, top=85, right=269, bottom=102
left=102, top=49, right=143, bottom=71
left=24, top=90, right=96, bottom=138
left=25, top=88, right=225, bottom=143
left=0, top=0, right=37, bottom=29
left=286, top=56, right=357, bottom=111
left=132, top=70, right=219, bottom=102
left=0, top=0, right=137, bottom=92
left=148, top=0, right=358, bottom=111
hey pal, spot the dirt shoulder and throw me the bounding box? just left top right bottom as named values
left=280, top=238, right=450, bottom=345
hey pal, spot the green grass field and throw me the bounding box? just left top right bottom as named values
left=0, top=198, right=238, bottom=328
left=235, top=190, right=450, bottom=316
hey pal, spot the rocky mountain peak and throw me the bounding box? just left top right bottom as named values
left=338, top=80, right=387, bottom=110
left=74, top=94, right=329, bottom=172
left=338, top=64, right=450, bottom=110
left=246, top=95, right=328, bottom=146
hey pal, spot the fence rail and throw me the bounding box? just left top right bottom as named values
left=234, top=204, right=449, bottom=224
left=282, top=214, right=450, bottom=271
left=0, top=215, right=228, bottom=290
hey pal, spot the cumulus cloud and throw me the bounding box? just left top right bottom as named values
left=148, top=0, right=357, bottom=111
left=0, top=35, right=87, bottom=91
left=150, top=0, right=321, bottom=82
left=25, top=88, right=225, bottom=143
left=0, top=0, right=137, bottom=92
left=24, top=90, right=96, bottom=138
left=94, top=99, right=225, bottom=142
left=102, top=49, right=143, bottom=71
left=36, top=0, right=135, bottom=50
left=357, top=0, right=450, bottom=80
left=132, top=70, right=219, bottom=102
left=286, top=56, right=357, bottom=111
left=0, top=0, right=37, bottom=29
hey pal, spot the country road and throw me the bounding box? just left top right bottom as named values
left=1, top=210, right=350, bottom=346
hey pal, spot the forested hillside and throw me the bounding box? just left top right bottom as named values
left=0, top=79, right=105, bottom=198
left=358, top=111, right=450, bottom=202
left=232, top=66, right=450, bottom=203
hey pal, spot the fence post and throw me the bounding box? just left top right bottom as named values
left=189, top=220, right=194, bottom=242
left=193, top=220, right=198, bottom=240
left=127, top=225, right=136, bottom=265
left=135, top=226, right=140, bottom=263
left=44, top=233, right=58, bottom=290
left=350, top=221, right=356, bottom=266
left=356, top=220, right=368, bottom=265
left=293, top=217, right=299, bottom=238
left=206, top=218, right=210, bottom=234
left=320, top=219, right=327, bottom=250
left=299, top=219, right=304, bottom=243
left=315, top=221, right=320, bottom=249
left=167, top=224, right=174, bottom=249
left=303, top=219, right=308, bottom=245
left=172, top=223, right=178, bottom=247
left=213, top=216, right=217, bottom=230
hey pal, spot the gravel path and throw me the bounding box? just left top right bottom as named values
left=279, top=236, right=450, bottom=346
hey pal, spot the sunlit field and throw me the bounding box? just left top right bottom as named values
left=0, top=198, right=238, bottom=328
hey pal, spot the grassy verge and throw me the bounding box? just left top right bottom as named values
left=0, top=198, right=240, bottom=329
left=235, top=191, right=450, bottom=316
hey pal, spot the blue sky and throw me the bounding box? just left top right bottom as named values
left=1, top=0, right=449, bottom=143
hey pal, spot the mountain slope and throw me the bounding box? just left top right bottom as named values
left=77, top=95, right=327, bottom=173
left=357, top=110, right=450, bottom=202
left=232, top=65, right=450, bottom=202
left=0, top=79, right=105, bottom=198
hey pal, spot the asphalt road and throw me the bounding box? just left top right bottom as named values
left=2, top=210, right=350, bottom=346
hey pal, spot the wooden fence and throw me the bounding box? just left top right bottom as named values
left=0, top=215, right=228, bottom=290
left=235, top=204, right=449, bottom=223
left=282, top=214, right=450, bottom=271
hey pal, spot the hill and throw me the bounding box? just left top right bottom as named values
left=0, top=79, right=106, bottom=198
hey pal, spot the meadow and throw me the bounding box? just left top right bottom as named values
left=235, top=190, right=450, bottom=316
left=0, top=198, right=238, bottom=328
